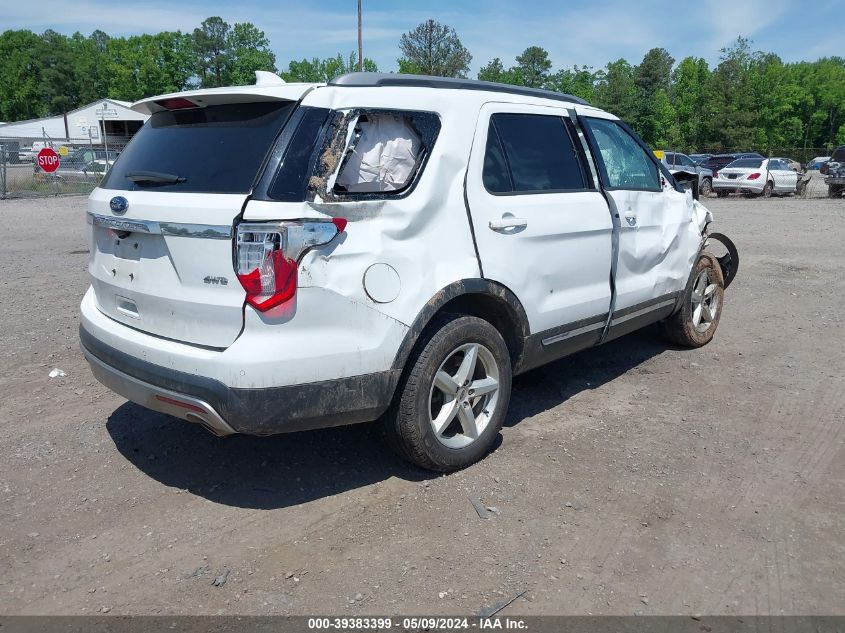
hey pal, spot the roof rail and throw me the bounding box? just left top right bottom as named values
left=328, top=72, right=590, bottom=106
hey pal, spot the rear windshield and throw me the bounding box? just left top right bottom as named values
left=832, top=148, right=845, bottom=162
left=102, top=102, right=295, bottom=193
left=726, top=158, right=763, bottom=168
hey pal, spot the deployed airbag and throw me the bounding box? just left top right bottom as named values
left=336, top=114, right=422, bottom=192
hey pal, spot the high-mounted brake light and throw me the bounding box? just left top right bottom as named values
left=155, top=97, right=199, bottom=110
left=236, top=220, right=346, bottom=311
left=747, top=172, right=761, bottom=180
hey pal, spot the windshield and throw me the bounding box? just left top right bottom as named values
left=102, top=101, right=295, bottom=193
left=726, top=158, right=763, bottom=169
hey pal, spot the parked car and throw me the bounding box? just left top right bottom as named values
left=806, top=156, right=830, bottom=171
left=78, top=71, right=738, bottom=472
left=36, top=148, right=120, bottom=179
left=775, top=157, right=803, bottom=173
left=700, top=152, right=764, bottom=173
left=689, top=153, right=713, bottom=165
left=822, top=145, right=845, bottom=198
left=712, top=157, right=798, bottom=197
left=17, top=145, right=35, bottom=162
left=658, top=151, right=713, bottom=196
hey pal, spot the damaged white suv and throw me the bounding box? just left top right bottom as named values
left=80, top=72, right=738, bottom=471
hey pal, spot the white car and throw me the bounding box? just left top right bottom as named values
left=713, top=157, right=798, bottom=197
left=79, top=72, right=738, bottom=471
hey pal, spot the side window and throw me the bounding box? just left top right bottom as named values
left=482, top=124, right=511, bottom=193
left=332, top=110, right=439, bottom=196
left=585, top=118, right=660, bottom=191
left=272, top=108, right=440, bottom=201
left=484, top=113, right=586, bottom=193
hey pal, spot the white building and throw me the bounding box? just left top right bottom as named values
left=0, top=99, right=148, bottom=144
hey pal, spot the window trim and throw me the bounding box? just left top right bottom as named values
left=482, top=112, right=593, bottom=197
left=581, top=116, right=665, bottom=194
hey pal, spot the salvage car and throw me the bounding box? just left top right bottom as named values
left=658, top=151, right=713, bottom=197
left=822, top=145, right=845, bottom=198
left=79, top=72, right=738, bottom=471
left=713, top=157, right=798, bottom=197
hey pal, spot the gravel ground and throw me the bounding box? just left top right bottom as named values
left=0, top=195, right=843, bottom=616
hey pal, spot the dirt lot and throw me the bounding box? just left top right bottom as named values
left=0, top=195, right=843, bottom=616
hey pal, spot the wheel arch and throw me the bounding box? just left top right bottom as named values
left=390, top=279, right=531, bottom=378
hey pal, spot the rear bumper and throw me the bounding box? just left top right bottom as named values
left=80, top=326, right=400, bottom=435
left=712, top=179, right=764, bottom=194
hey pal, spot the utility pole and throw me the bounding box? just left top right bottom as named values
left=357, top=0, right=363, bottom=72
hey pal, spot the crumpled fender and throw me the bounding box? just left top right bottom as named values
left=706, top=232, right=739, bottom=289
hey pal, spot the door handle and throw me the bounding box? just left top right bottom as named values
left=489, top=217, right=528, bottom=230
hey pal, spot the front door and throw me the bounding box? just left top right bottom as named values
left=465, top=103, right=614, bottom=342
left=582, top=116, right=689, bottom=320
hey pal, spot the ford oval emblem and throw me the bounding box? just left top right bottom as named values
left=110, top=196, right=128, bottom=215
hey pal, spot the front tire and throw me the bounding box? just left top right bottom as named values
left=383, top=315, right=512, bottom=472
left=660, top=253, right=725, bottom=348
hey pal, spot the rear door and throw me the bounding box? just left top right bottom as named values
left=466, top=103, right=613, bottom=337
left=89, top=99, right=298, bottom=348
left=770, top=160, right=797, bottom=192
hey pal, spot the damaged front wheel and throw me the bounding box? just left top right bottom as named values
left=660, top=253, right=725, bottom=348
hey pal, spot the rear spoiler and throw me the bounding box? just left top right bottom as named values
left=132, top=77, right=322, bottom=115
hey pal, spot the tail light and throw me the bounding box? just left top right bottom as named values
left=747, top=173, right=761, bottom=180
left=236, top=218, right=346, bottom=311
left=714, top=172, right=719, bottom=179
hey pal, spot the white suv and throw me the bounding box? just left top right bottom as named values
left=80, top=72, right=738, bottom=471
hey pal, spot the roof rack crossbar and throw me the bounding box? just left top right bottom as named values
left=328, top=72, right=590, bottom=106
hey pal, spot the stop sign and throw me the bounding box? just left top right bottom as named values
left=37, top=147, right=60, bottom=173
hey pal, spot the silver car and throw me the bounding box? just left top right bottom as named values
left=660, top=151, right=713, bottom=197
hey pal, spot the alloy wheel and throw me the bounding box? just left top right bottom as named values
left=691, top=269, right=720, bottom=333
left=428, top=343, right=500, bottom=449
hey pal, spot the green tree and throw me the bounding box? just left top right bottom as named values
left=545, top=65, right=599, bottom=102
left=227, top=23, right=277, bottom=85
left=37, top=30, right=80, bottom=114
left=398, top=19, right=471, bottom=78
left=672, top=57, right=709, bottom=150
left=193, top=16, right=231, bottom=87
left=594, top=58, right=637, bottom=122
left=0, top=30, right=44, bottom=120
left=514, top=46, right=552, bottom=88
left=281, top=53, right=377, bottom=83
left=632, top=48, right=675, bottom=146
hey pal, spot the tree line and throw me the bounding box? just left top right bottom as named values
left=2, top=17, right=843, bottom=152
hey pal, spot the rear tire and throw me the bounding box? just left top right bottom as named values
left=700, top=177, right=713, bottom=197
left=761, top=181, right=773, bottom=198
left=660, top=253, right=725, bottom=348
left=829, top=185, right=844, bottom=198
left=383, top=315, right=512, bottom=472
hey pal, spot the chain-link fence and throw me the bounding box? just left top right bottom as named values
left=0, top=136, right=126, bottom=199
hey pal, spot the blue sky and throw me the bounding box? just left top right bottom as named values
left=5, top=0, right=842, bottom=73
